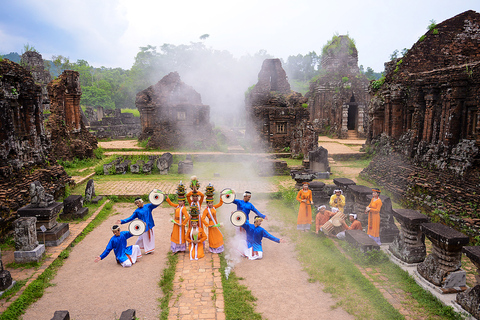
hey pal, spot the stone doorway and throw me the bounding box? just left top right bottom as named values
left=347, top=103, right=358, bottom=130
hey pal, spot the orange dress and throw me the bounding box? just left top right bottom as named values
left=296, top=189, right=313, bottom=230
left=367, top=198, right=382, bottom=238
left=166, top=198, right=189, bottom=247
left=201, top=199, right=224, bottom=252
left=187, top=191, right=205, bottom=209
left=346, top=220, right=362, bottom=230
left=186, top=226, right=208, bottom=260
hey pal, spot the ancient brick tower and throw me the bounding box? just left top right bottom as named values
left=245, top=59, right=315, bottom=155
left=306, top=35, right=370, bottom=139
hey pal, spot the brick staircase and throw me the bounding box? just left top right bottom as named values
left=347, top=130, right=359, bottom=139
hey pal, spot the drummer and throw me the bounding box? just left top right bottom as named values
left=315, top=205, right=335, bottom=234
left=116, top=197, right=158, bottom=255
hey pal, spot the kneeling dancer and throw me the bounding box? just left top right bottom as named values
left=242, top=216, right=285, bottom=260
left=94, top=225, right=142, bottom=267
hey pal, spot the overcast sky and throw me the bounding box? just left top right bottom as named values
left=0, top=0, right=478, bottom=73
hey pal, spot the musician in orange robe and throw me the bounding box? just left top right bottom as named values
left=315, top=205, right=335, bottom=234
left=186, top=216, right=208, bottom=260
left=366, top=188, right=382, bottom=245
left=296, top=182, right=313, bottom=232
left=336, top=214, right=363, bottom=239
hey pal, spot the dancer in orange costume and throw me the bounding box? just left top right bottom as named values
left=296, top=182, right=313, bottom=232
left=166, top=182, right=189, bottom=253
left=201, top=184, right=224, bottom=253
left=186, top=215, right=208, bottom=260
left=187, top=176, right=204, bottom=210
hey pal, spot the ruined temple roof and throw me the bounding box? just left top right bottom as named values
left=399, top=10, right=480, bottom=74
left=136, top=72, right=203, bottom=107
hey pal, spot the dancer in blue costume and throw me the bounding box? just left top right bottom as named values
left=94, top=225, right=142, bottom=267
left=232, top=191, right=267, bottom=222
left=117, top=197, right=158, bottom=254
left=242, top=216, right=285, bottom=260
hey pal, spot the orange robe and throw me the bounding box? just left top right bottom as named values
left=296, top=190, right=313, bottom=227
left=187, top=191, right=205, bottom=209
left=201, top=199, right=224, bottom=250
left=315, top=210, right=335, bottom=233
left=367, top=198, right=382, bottom=238
left=346, top=220, right=362, bottom=230
left=166, top=198, right=189, bottom=245
left=186, top=226, right=208, bottom=260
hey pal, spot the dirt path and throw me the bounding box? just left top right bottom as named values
left=22, top=203, right=172, bottom=320
left=221, top=201, right=353, bottom=320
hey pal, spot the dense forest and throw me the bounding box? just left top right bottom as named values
left=1, top=38, right=382, bottom=125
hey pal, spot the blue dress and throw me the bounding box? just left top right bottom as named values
left=100, top=231, right=133, bottom=263
left=242, top=222, right=280, bottom=252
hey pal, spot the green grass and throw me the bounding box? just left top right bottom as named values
left=269, top=187, right=463, bottom=319
left=219, top=253, right=263, bottom=320
left=121, top=108, right=140, bottom=117
left=158, top=251, right=179, bottom=320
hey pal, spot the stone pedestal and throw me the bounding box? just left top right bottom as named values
left=60, top=195, right=88, bottom=220
left=0, top=249, right=15, bottom=296
left=345, top=230, right=380, bottom=253
left=178, top=160, right=193, bottom=174
left=308, top=181, right=328, bottom=206
left=14, top=244, right=45, bottom=263
left=417, top=223, right=469, bottom=291
left=456, top=246, right=480, bottom=318
left=308, top=147, right=330, bottom=173
left=38, top=223, right=70, bottom=247
left=14, top=217, right=39, bottom=251
left=347, top=184, right=371, bottom=226
left=389, top=209, right=429, bottom=264
left=290, top=170, right=316, bottom=189
left=17, top=202, right=63, bottom=230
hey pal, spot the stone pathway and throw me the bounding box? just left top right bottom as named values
left=0, top=200, right=109, bottom=313
left=169, top=253, right=225, bottom=320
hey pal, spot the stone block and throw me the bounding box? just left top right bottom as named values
left=0, top=270, right=13, bottom=292
left=178, top=160, right=193, bottom=174
left=345, top=229, right=379, bottom=252
left=119, top=309, right=136, bottom=320
left=63, top=195, right=83, bottom=215
left=91, top=196, right=104, bottom=204
left=60, top=207, right=88, bottom=220
left=38, top=223, right=70, bottom=247
left=14, top=217, right=38, bottom=251
left=51, top=310, right=70, bottom=320
left=14, top=244, right=45, bottom=263
left=17, top=202, right=63, bottom=230
left=456, top=285, right=480, bottom=319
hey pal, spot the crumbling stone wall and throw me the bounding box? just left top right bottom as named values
left=20, top=51, right=52, bottom=113
left=245, top=59, right=312, bottom=152
left=87, top=106, right=141, bottom=139
left=136, top=72, right=213, bottom=149
left=362, top=11, right=480, bottom=239
left=46, top=70, right=98, bottom=160
left=0, top=59, right=71, bottom=236
left=306, top=35, right=370, bottom=138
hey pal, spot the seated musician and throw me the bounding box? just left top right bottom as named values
left=315, top=205, right=335, bottom=234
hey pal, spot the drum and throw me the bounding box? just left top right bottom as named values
left=220, top=188, right=236, bottom=204
left=128, top=219, right=146, bottom=236
left=322, top=221, right=335, bottom=235
left=149, top=189, right=165, bottom=205
left=230, top=210, right=247, bottom=227
left=331, top=212, right=346, bottom=227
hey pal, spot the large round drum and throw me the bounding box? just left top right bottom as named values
left=230, top=210, right=247, bottom=227
left=149, top=189, right=165, bottom=205
left=220, top=188, right=236, bottom=204
left=129, top=219, right=146, bottom=236
left=331, top=212, right=346, bottom=227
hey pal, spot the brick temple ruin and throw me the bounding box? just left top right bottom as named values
left=136, top=72, right=214, bottom=149
left=306, top=35, right=370, bottom=139
left=85, top=106, right=141, bottom=139
left=245, top=58, right=318, bottom=156
left=361, top=10, right=480, bottom=240
left=0, top=58, right=72, bottom=235
left=45, top=70, right=98, bottom=160
left=20, top=51, right=52, bottom=113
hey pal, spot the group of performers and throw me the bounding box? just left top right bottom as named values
left=296, top=182, right=383, bottom=245
left=95, top=176, right=285, bottom=267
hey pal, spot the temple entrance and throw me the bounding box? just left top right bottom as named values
left=347, top=103, right=358, bottom=130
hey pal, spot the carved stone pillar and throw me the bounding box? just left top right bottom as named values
left=456, top=246, right=480, bottom=319
left=389, top=209, right=429, bottom=263
left=417, top=223, right=469, bottom=291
